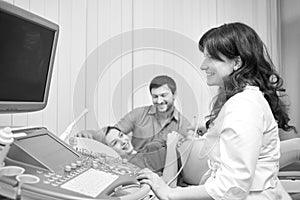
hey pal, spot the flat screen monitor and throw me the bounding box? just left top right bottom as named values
left=10, top=132, right=80, bottom=171
left=0, top=1, right=59, bottom=113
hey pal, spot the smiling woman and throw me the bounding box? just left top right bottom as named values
left=97, top=126, right=181, bottom=186
left=101, top=126, right=168, bottom=173
left=103, top=126, right=136, bottom=157
left=136, top=22, right=296, bottom=200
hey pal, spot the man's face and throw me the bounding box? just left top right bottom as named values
left=105, top=129, right=134, bottom=156
left=151, top=84, right=175, bottom=113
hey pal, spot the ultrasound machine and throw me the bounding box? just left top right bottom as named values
left=0, top=1, right=150, bottom=199
left=1, top=127, right=150, bottom=200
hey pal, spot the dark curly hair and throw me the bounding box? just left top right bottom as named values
left=199, top=22, right=296, bottom=133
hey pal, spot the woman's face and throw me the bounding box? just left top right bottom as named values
left=105, top=129, right=134, bottom=156
left=200, top=48, right=235, bottom=87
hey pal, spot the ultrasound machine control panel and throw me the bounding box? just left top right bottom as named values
left=0, top=127, right=150, bottom=200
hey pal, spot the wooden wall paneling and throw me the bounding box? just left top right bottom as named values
left=174, top=0, right=204, bottom=123
left=185, top=0, right=217, bottom=123
left=170, top=1, right=184, bottom=110
left=152, top=0, right=164, bottom=85
left=267, top=0, right=280, bottom=68
left=0, top=114, right=12, bottom=127
left=86, top=0, right=99, bottom=130
left=255, top=0, right=280, bottom=69
left=69, top=0, right=87, bottom=137
left=42, top=0, right=59, bottom=134
left=216, top=0, right=254, bottom=26
left=195, top=0, right=219, bottom=123
left=132, top=0, right=156, bottom=110
left=108, top=0, right=123, bottom=125
left=253, top=0, right=269, bottom=52
left=280, top=0, right=300, bottom=133
left=120, top=0, right=133, bottom=121
left=57, top=0, right=72, bottom=135
left=96, top=0, right=114, bottom=127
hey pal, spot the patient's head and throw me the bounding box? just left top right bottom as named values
left=103, top=126, right=134, bottom=157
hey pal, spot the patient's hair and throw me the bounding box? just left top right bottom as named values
left=101, top=126, right=122, bottom=145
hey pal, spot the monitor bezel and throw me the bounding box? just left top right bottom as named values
left=0, top=0, right=59, bottom=113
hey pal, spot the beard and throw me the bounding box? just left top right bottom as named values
left=155, top=101, right=174, bottom=114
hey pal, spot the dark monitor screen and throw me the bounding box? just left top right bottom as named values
left=15, top=133, right=79, bottom=171
left=0, top=1, right=59, bottom=113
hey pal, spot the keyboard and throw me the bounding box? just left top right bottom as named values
left=61, top=168, right=119, bottom=198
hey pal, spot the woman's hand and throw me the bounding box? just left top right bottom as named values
left=187, top=117, right=207, bottom=137
left=137, top=168, right=171, bottom=200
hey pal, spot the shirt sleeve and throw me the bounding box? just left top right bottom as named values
left=178, top=114, right=192, bottom=137
left=115, top=107, right=142, bottom=134
left=205, top=96, right=265, bottom=200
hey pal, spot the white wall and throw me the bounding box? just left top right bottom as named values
left=0, top=0, right=280, bottom=137
left=280, top=0, right=300, bottom=139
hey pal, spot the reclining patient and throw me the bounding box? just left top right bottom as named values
left=97, top=126, right=182, bottom=186
left=78, top=125, right=300, bottom=187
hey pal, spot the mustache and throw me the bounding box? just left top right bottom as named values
left=155, top=102, right=167, bottom=105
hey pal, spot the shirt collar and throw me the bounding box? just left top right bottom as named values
left=148, top=105, right=179, bottom=121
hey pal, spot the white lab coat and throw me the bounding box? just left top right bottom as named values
left=201, top=86, right=291, bottom=200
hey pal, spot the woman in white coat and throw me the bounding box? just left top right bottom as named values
left=137, top=22, right=297, bottom=200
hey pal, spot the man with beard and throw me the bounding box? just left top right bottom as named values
left=77, top=75, right=192, bottom=151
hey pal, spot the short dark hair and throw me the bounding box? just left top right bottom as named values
left=149, top=75, right=176, bottom=94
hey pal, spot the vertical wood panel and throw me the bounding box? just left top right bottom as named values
left=281, top=0, right=300, bottom=134
left=132, top=0, right=165, bottom=109
left=86, top=0, right=99, bottom=130
left=267, top=0, right=280, bottom=68
left=120, top=0, right=133, bottom=119
left=95, top=0, right=131, bottom=127
left=43, top=0, right=59, bottom=133
left=108, top=0, right=123, bottom=124
left=70, top=0, right=87, bottom=136
left=57, top=0, right=72, bottom=134
left=217, top=0, right=254, bottom=25
left=97, top=0, right=111, bottom=127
